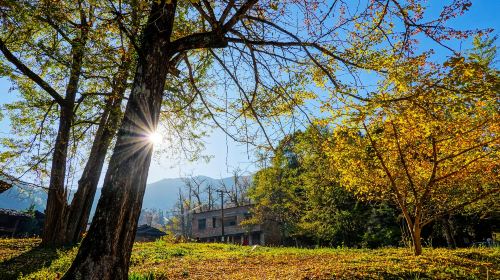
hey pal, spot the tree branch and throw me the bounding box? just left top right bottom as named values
left=0, top=38, right=66, bottom=106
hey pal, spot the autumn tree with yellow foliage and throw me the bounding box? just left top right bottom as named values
left=328, top=42, right=499, bottom=255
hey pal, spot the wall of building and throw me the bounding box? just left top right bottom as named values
left=191, top=205, right=282, bottom=246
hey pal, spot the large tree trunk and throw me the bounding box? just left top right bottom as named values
left=42, top=26, right=88, bottom=246
left=62, top=2, right=176, bottom=279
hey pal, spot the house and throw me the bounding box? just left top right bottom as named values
left=0, top=180, right=13, bottom=194
left=191, top=204, right=280, bottom=245
left=0, top=208, right=44, bottom=237
left=135, top=224, right=166, bottom=242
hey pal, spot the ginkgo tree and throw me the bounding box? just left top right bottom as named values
left=328, top=45, right=499, bottom=255
left=0, top=0, right=210, bottom=247
left=0, top=0, right=144, bottom=246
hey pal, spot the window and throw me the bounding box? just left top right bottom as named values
left=212, top=217, right=217, bottom=228
left=251, top=232, right=261, bottom=245
left=198, top=218, right=206, bottom=230
left=223, top=216, right=237, bottom=227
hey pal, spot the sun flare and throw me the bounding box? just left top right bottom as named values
left=148, top=131, right=163, bottom=145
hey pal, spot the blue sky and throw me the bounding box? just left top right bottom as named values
left=1, top=1, right=499, bottom=184
left=426, top=1, right=499, bottom=52
left=0, top=75, right=257, bottom=182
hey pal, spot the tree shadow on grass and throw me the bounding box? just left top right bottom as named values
left=376, top=271, right=432, bottom=280
left=0, top=245, right=61, bottom=280
left=457, top=251, right=500, bottom=267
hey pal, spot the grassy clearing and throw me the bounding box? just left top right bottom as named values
left=0, top=238, right=498, bottom=279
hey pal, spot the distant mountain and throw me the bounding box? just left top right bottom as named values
left=0, top=175, right=247, bottom=217
left=0, top=184, right=47, bottom=211
left=143, top=176, right=234, bottom=210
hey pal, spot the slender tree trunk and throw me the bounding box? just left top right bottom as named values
left=45, top=36, right=130, bottom=247
left=42, top=104, right=73, bottom=245
left=61, top=97, right=120, bottom=243
left=42, top=25, right=88, bottom=246
left=413, top=227, right=422, bottom=256
left=62, top=2, right=175, bottom=278
left=410, top=223, right=423, bottom=256
left=401, top=211, right=423, bottom=256
left=441, top=215, right=456, bottom=249
left=179, top=190, right=186, bottom=237
left=59, top=55, right=131, bottom=245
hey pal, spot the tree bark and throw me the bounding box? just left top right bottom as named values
left=42, top=24, right=88, bottom=246
left=43, top=24, right=131, bottom=247
left=401, top=213, right=423, bottom=256
left=441, top=215, right=456, bottom=249
left=62, top=2, right=176, bottom=279
left=411, top=223, right=423, bottom=256
left=58, top=54, right=130, bottom=245
left=57, top=55, right=131, bottom=245
left=180, top=190, right=186, bottom=238
left=413, top=227, right=422, bottom=256
left=42, top=103, right=73, bottom=245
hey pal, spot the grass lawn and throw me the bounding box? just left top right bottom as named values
left=0, top=238, right=498, bottom=279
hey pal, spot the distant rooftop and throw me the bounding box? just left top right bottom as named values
left=0, top=208, right=31, bottom=218
left=193, top=204, right=254, bottom=215
left=136, top=224, right=166, bottom=238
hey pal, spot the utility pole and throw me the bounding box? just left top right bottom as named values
left=216, top=189, right=225, bottom=242
left=207, top=185, right=212, bottom=210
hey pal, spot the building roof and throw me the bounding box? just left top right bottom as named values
left=0, top=180, right=13, bottom=194
left=0, top=208, right=31, bottom=218
left=193, top=204, right=254, bottom=215
left=136, top=224, right=166, bottom=237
